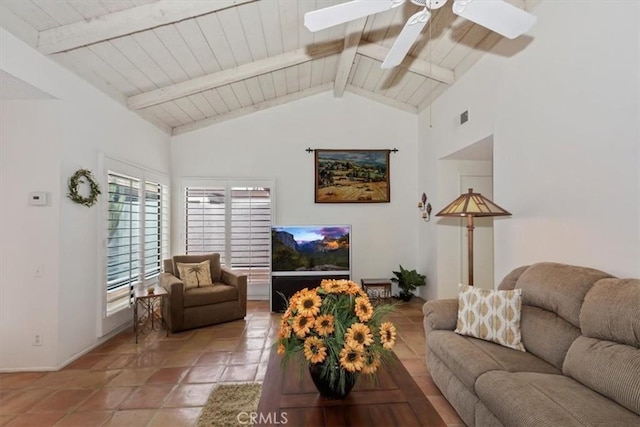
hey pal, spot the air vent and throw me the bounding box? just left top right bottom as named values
left=460, top=110, right=469, bottom=125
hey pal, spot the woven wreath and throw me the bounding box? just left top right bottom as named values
left=68, top=168, right=101, bottom=207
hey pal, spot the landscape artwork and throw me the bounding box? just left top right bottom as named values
left=271, top=226, right=350, bottom=274
left=315, top=149, right=390, bottom=203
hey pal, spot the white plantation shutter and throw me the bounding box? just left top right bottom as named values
left=185, top=186, right=227, bottom=262
left=230, top=187, right=271, bottom=285
left=105, top=168, right=170, bottom=317
left=107, top=172, right=140, bottom=315
left=184, top=181, right=273, bottom=286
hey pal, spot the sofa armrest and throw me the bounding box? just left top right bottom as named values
left=221, top=267, right=248, bottom=316
left=422, top=299, right=459, bottom=334
left=160, top=272, right=185, bottom=332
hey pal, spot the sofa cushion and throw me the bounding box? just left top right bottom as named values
left=428, top=330, right=559, bottom=391
left=455, top=285, right=525, bottom=351
left=183, top=284, right=238, bottom=308
left=515, top=262, right=612, bottom=328
left=173, top=253, right=222, bottom=282
left=176, top=260, right=213, bottom=289
left=564, top=336, right=640, bottom=415
left=520, top=305, right=582, bottom=370
left=580, top=278, right=640, bottom=348
left=477, top=371, right=640, bottom=427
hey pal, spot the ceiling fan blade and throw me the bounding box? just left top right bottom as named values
left=452, top=0, right=537, bottom=39
left=381, top=9, right=431, bottom=69
left=304, top=0, right=403, bottom=32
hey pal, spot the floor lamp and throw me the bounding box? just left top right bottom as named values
left=436, top=188, right=511, bottom=286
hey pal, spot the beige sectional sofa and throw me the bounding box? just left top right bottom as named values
left=423, top=262, right=640, bottom=427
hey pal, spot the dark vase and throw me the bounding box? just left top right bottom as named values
left=308, top=363, right=358, bottom=399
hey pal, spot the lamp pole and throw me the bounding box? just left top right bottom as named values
left=467, top=215, right=475, bottom=286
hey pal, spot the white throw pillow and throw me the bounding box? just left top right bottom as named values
left=176, top=260, right=213, bottom=289
left=455, top=284, right=526, bottom=351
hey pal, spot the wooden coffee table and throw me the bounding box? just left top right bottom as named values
left=256, top=348, right=445, bottom=426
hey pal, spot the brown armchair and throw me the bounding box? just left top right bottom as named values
left=160, top=253, right=247, bottom=333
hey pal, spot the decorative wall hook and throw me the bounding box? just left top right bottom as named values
left=418, top=193, right=432, bottom=222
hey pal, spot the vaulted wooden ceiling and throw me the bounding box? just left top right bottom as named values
left=0, top=0, right=538, bottom=135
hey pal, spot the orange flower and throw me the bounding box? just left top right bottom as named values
left=354, top=296, right=373, bottom=322
left=380, top=322, right=397, bottom=350
left=344, top=281, right=361, bottom=295
left=345, top=323, right=374, bottom=350
left=361, top=351, right=381, bottom=375
left=292, top=314, right=314, bottom=338
left=314, top=314, right=335, bottom=336
left=303, top=336, right=327, bottom=364
left=278, top=324, right=292, bottom=339
left=277, top=342, right=286, bottom=355
left=339, top=344, right=365, bottom=372
left=296, top=289, right=322, bottom=317
left=321, top=279, right=346, bottom=294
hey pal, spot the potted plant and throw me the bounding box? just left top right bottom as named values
left=391, top=265, right=426, bottom=302
left=276, top=279, right=397, bottom=399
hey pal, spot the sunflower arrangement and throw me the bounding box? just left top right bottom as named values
left=276, top=279, right=397, bottom=395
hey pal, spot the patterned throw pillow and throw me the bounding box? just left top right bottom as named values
left=176, top=260, right=213, bottom=289
left=455, top=284, right=526, bottom=351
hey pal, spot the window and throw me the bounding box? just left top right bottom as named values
left=184, top=181, right=272, bottom=287
left=105, top=168, right=169, bottom=317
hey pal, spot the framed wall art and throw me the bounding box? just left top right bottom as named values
left=315, top=149, right=390, bottom=203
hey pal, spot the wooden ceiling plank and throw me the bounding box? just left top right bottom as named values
left=187, top=93, right=217, bottom=118
left=298, top=62, right=313, bottom=92
left=351, top=54, right=374, bottom=89
left=68, top=1, right=110, bottom=21
left=244, top=77, right=266, bottom=104
left=310, top=58, right=325, bottom=88
left=278, top=0, right=298, bottom=52
left=202, top=89, right=230, bottom=114
left=89, top=41, right=156, bottom=93
left=153, top=24, right=205, bottom=80
left=334, top=17, right=366, bottom=97
left=37, top=0, right=257, bottom=55
left=132, top=31, right=189, bottom=84
left=395, top=72, right=426, bottom=104
left=174, top=19, right=221, bottom=75
left=217, top=6, right=253, bottom=66
left=33, top=0, right=84, bottom=26
left=215, top=86, right=241, bottom=111
left=407, top=78, right=439, bottom=106
left=258, top=0, right=284, bottom=56
left=357, top=43, right=454, bottom=84
left=127, top=40, right=343, bottom=110
left=345, top=85, right=417, bottom=114
left=173, top=83, right=333, bottom=135
left=284, top=66, right=300, bottom=95
left=271, top=69, right=288, bottom=98
left=110, top=36, right=172, bottom=89
left=321, top=54, right=339, bottom=85
left=237, top=2, right=269, bottom=62
left=174, top=97, right=206, bottom=122
left=3, top=0, right=60, bottom=31
left=257, top=74, right=277, bottom=101
left=196, top=13, right=237, bottom=70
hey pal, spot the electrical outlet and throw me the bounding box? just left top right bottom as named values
left=33, top=334, right=42, bottom=346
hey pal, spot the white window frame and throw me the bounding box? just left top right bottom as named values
left=180, top=178, right=275, bottom=299
left=99, top=157, right=170, bottom=336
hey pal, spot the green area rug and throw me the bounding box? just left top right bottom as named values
left=197, top=383, right=262, bottom=427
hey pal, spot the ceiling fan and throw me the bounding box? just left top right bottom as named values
left=304, top=0, right=537, bottom=69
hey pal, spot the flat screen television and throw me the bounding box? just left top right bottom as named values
left=271, top=225, right=351, bottom=276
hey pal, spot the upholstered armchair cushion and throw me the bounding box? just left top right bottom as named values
left=160, top=253, right=247, bottom=332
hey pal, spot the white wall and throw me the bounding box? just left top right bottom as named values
left=0, top=29, right=171, bottom=370
left=418, top=0, right=640, bottom=294
left=171, top=91, right=420, bottom=296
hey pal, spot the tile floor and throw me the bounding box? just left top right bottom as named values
left=0, top=299, right=464, bottom=426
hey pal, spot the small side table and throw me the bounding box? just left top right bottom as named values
left=133, top=286, right=169, bottom=343
left=360, top=278, right=392, bottom=306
